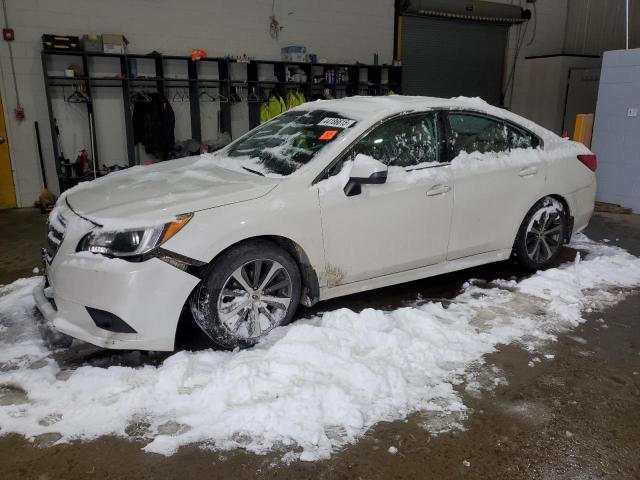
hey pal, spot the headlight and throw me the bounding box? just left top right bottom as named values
left=77, top=214, right=192, bottom=258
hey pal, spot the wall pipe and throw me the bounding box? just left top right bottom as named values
left=626, top=0, right=629, bottom=49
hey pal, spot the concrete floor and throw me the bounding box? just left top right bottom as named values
left=0, top=208, right=47, bottom=285
left=1, top=208, right=639, bottom=479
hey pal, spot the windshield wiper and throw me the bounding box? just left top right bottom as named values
left=242, top=166, right=265, bottom=176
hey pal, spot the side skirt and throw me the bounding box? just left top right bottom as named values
left=318, top=249, right=513, bottom=302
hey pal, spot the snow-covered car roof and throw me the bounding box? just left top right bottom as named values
left=296, top=95, right=555, bottom=142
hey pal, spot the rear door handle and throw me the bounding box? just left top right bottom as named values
left=426, top=184, right=451, bottom=196
left=519, top=166, right=538, bottom=177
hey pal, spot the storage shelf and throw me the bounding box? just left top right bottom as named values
left=47, top=75, right=89, bottom=80
left=89, top=77, right=125, bottom=83
left=43, top=49, right=401, bottom=69
left=127, top=76, right=163, bottom=81
left=42, top=48, right=401, bottom=193
left=42, top=49, right=85, bottom=56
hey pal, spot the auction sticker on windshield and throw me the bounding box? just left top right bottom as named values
left=318, top=130, right=338, bottom=140
left=318, top=117, right=356, bottom=128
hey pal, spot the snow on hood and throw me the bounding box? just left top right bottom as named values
left=60, top=153, right=279, bottom=228
left=1, top=235, right=640, bottom=460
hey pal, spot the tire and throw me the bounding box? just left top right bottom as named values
left=513, top=196, right=568, bottom=271
left=189, top=240, right=301, bottom=349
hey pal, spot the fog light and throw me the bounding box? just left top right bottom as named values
left=86, top=307, right=137, bottom=334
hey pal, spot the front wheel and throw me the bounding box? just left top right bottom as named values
left=190, top=240, right=301, bottom=349
left=513, top=197, right=567, bottom=270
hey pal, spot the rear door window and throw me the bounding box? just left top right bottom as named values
left=446, top=112, right=509, bottom=157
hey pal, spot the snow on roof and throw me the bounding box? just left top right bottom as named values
left=299, top=95, right=498, bottom=116
left=297, top=95, right=555, bottom=140
left=297, top=95, right=452, bottom=118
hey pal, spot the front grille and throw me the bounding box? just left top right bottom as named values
left=44, top=211, right=67, bottom=263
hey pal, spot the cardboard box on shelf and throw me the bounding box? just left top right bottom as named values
left=281, top=46, right=306, bottom=63
left=102, top=34, right=128, bottom=54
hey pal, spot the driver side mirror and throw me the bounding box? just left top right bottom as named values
left=344, top=154, right=388, bottom=197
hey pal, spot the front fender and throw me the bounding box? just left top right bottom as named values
left=161, top=188, right=326, bottom=277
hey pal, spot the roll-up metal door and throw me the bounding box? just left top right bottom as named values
left=401, top=15, right=508, bottom=105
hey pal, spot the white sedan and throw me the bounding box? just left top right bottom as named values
left=34, top=96, right=597, bottom=351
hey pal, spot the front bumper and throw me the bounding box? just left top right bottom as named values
left=34, top=254, right=200, bottom=351
left=34, top=203, right=201, bottom=351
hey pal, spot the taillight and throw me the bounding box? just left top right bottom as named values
left=577, top=154, right=597, bottom=172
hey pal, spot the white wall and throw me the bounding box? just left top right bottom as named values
left=592, top=48, right=640, bottom=213
left=0, top=0, right=394, bottom=206
left=502, top=0, right=570, bottom=113
left=511, top=55, right=601, bottom=134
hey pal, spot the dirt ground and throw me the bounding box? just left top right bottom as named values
left=0, top=209, right=639, bottom=479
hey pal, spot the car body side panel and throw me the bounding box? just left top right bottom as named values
left=544, top=140, right=596, bottom=234
left=317, top=165, right=454, bottom=285
left=495, top=141, right=596, bottom=249
left=447, top=148, right=548, bottom=260
left=564, top=182, right=597, bottom=233
left=162, top=184, right=328, bottom=284
left=319, top=248, right=512, bottom=301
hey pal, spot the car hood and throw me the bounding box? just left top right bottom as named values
left=64, top=156, right=279, bottom=227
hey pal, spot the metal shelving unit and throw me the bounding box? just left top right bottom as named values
left=41, top=49, right=402, bottom=192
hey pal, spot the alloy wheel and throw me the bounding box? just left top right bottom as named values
left=525, top=209, right=563, bottom=264
left=216, top=259, right=293, bottom=340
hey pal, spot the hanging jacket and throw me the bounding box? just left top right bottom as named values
left=259, top=101, right=271, bottom=123
left=260, top=93, right=287, bottom=123
left=286, top=91, right=305, bottom=110
left=132, top=93, right=175, bottom=160
left=276, top=93, right=287, bottom=114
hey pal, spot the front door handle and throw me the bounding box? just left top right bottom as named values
left=519, top=166, right=538, bottom=177
left=426, top=184, right=451, bottom=196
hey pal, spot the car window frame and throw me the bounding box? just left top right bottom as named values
left=312, top=109, right=449, bottom=185
left=442, top=109, right=544, bottom=162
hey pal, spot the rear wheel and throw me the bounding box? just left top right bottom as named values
left=514, top=197, right=567, bottom=270
left=190, top=240, right=301, bottom=349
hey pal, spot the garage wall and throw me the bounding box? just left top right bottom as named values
left=508, top=0, right=638, bottom=132
left=564, top=0, right=640, bottom=54
left=503, top=0, right=570, bottom=112
left=510, top=55, right=601, bottom=134
left=0, top=0, right=394, bottom=206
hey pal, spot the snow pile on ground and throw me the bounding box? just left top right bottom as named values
left=1, top=235, right=640, bottom=460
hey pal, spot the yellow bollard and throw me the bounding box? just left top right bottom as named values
left=573, top=114, right=594, bottom=148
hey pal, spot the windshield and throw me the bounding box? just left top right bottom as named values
left=226, top=109, right=358, bottom=176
